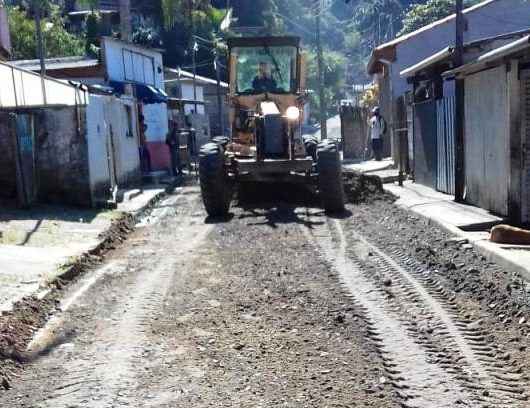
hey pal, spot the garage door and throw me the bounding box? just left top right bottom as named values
left=464, top=66, right=509, bottom=216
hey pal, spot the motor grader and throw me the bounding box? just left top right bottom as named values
left=198, top=36, right=344, bottom=216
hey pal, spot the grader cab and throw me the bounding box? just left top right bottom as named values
left=198, top=36, right=344, bottom=217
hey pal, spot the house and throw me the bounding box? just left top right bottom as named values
left=0, top=59, right=141, bottom=207
left=399, top=29, right=530, bottom=195
left=12, top=37, right=170, bottom=173
left=165, top=68, right=230, bottom=147
left=441, top=35, right=530, bottom=223
left=367, top=0, right=530, bottom=160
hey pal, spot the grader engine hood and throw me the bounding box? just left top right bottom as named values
left=260, top=101, right=280, bottom=115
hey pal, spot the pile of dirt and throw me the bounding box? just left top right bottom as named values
left=0, top=295, right=58, bottom=390
left=343, top=170, right=396, bottom=204
left=0, top=210, right=139, bottom=391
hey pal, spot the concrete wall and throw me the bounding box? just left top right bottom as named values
left=86, top=94, right=142, bottom=204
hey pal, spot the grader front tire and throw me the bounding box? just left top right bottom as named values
left=317, top=140, right=345, bottom=214
left=199, top=143, right=232, bottom=217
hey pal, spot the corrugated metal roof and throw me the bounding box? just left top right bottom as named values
left=11, top=56, right=100, bottom=72
left=165, top=68, right=228, bottom=88
left=445, top=35, right=530, bottom=77
left=399, top=28, right=530, bottom=78
left=374, top=0, right=494, bottom=52
left=0, top=60, right=88, bottom=108
left=400, top=47, right=453, bottom=78
left=367, top=0, right=495, bottom=74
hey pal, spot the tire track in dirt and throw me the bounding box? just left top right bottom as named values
left=21, top=188, right=211, bottom=407
left=307, top=216, right=528, bottom=407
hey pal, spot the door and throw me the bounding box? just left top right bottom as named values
left=14, top=114, right=37, bottom=206
left=413, top=100, right=438, bottom=189
left=436, top=97, right=455, bottom=195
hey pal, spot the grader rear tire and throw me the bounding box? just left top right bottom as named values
left=317, top=140, right=345, bottom=214
left=199, top=143, right=231, bottom=217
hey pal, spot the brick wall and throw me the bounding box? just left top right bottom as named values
left=34, top=107, right=92, bottom=206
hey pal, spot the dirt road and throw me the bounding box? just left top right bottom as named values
left=1, top=183, right=528, bottom=407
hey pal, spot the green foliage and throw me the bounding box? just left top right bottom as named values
left=399, top=0, right=481, bottom=36
left=161, top=0, right=211, bottom=29
left=306, top=49, right=347, bottom=120
left=77, top=0, right=99, bottom=11
left=84, top=11, right=100, bottom=56
left=8, top=5, right=84, bottom=60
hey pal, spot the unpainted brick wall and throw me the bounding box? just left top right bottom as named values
left=34, top=106, right=91, bottom=206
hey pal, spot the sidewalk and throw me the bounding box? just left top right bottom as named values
left=343, top=157, right=394, bottom=173
left=385, top=181, right=530, bottom=282
left=0, top=187, right=167, bottom=312
left=343, top=157, right=400, bottom=183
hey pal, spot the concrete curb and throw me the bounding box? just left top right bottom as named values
left=385, top=184, right=530, bottom=283
left=50, top=185, right=172, bottom=286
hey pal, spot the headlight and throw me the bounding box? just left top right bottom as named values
left=286, top=106, right=300, bottom=121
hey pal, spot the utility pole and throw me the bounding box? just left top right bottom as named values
left=33, top=0, right=46, bottom=77
left=189, top=0, right=198, bottom=113
left=119, top=0, right=132, bottom=42
left=454, top=0, right=465, bottom=202
left=316, top=0, right=327, bottom=139
left=214, top=51, right=224, bottom=136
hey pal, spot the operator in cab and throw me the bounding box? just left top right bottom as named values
left=252, top=62, right=277, bottom=93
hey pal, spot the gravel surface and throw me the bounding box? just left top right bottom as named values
left=0, top=186, right=397, bottom=407
left=0, top=180, right=528, bottom=407
left=349, top=201, right=530, bottom=372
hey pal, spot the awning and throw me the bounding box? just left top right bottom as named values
left=109, top=81, right=168, bottom=104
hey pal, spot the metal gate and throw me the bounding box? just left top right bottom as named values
left=413, top=100, right=437, bottom=189
left=436, top=97, right=455, bottom=195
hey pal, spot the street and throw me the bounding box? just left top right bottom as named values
left=1, top=183, right=529, bottom=407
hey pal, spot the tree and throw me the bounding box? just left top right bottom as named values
left=399, top=0, right=480, bottom=36
left=7, top=5, right=84, bottom=60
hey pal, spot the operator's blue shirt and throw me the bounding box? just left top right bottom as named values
left=252, top=76, right=277, bottom=93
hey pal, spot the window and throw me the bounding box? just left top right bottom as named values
left=125, top=105, right=133, bottom=138
left=122, top=49, right=156, bottom=86
left=232, top=45, right=298, bottom=95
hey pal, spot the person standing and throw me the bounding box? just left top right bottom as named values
left=367, top=106, right=387, bottom=161
left=166, top=120, right=182, bottom=177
